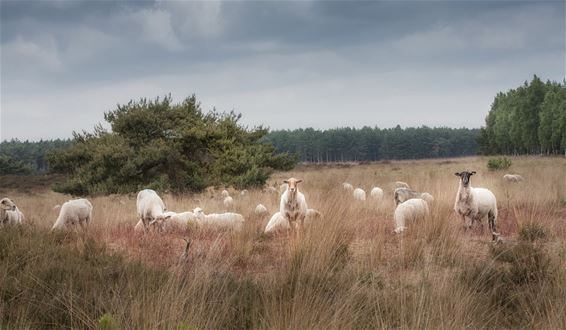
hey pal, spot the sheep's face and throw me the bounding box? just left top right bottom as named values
left=455, top=171, right=476, bottom=186
left=0, top=198, right=16, bottom=211
left=193, top=207, right=205, bottom=219
left=283, top=178, right=302, bottom=195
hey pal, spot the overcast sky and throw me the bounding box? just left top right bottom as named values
left=1, top=1, right=564, bottom=141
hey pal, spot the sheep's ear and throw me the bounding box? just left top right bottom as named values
left=283, top=180, right=288, bottom=184
left=165, top=215, right=171, bottom=220
left=454, top=172, right=461, bottom=176
left=296, top=179, right=303, bottom=183
left=471, top=171, right=476, bottom=175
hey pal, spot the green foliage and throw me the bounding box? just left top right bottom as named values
left=0, top=154, right=33, bottom=175
left=479, top=75, right=566, bottom=155
left=48, top=95, right=297, bottom=194
left=0, top=139, right=72, bottom=173
left=98, top=313, right=117, bottom=330
left=487, top=157, right=512, bottom=171
left=264, top=125, right=480, bottom=162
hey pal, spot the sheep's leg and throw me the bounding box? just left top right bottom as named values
left=462, top=215, right=472, bottom=230
left=488, top=211, right=500, bottom=242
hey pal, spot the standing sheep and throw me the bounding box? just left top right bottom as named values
left=343, top=182, right=354, bottom=192
left=503, top=174, right=524, bottom=183
left=255, top=204, right=269, bottom=216
left=393, top=198, right=429, bottom=233
left=221, top=190, right=230, bottom=198
left=370, top=187, right=384, bottom=200
left=265, top=212, right=289, bottom=233
left=353, top=188, right=366, bottom=201
left=280, top=178, right=308, bottom=234
left=454, top=171, right=500, bottom=242
left=136, top=189, right=167, bottom=232
left=0, top=198, right=24, bottom=226
left=394, top=188, right=434, bottom=206
left=51, top=198, right=93, bottom=231
left=223, top=196, right=234, bottom=210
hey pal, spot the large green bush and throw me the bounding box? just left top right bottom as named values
left=487, top=157, right=512, bottom=171
left=48, top=95, right=297, bottom=195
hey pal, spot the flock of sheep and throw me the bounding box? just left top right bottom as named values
left=1, top=172, right=526, bottom=244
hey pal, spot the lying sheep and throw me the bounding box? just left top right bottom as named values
left=394, top=181, right=410, bottom=189
left=394, top=188, right=434, bottom=206
left=223, top=196, right=234, bottom=209
left=51, top=198, right=93, bottom=231
left=370, top=187, right=384, bottom=200
left=280, top=178, right=308, bottom=233
left=193, top=207, right=244, bottom=231
left=353, top=188, right=366, bottom=201
left=0, top=198, right=24, bottom=226
left=503, top=174, right=524, bottom=183
left=454, top=171, right=500, bottom=242
left=255, top=204, right=269, bottom=216
left=393, top=198, right=429, bottom=234
left=136, top=189, right=166, bottom=231
left=265, top=208, right=322, bottom=233
left=343, top=182, right=354, bottom=192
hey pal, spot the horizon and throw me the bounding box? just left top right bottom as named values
left=1, top=1, right=564, bottom=140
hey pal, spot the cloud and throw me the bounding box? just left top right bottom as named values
left=126, top=7, right=184, bottom=51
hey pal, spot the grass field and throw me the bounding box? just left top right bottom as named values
left=1, top=156, right=566, bottom=329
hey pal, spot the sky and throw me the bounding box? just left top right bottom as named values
left=1, top=0, right=564, bottom=141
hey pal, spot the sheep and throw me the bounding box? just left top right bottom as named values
left=393, top=198, right=429, bottom=234
left=454, top=171, right=500, bottom=242
left=394, top=181, right=410, bottom=189
left=51, top=198, right=93, bottom=231
left=221, top=190, right=230, bottom=198
left=134, top=210, right=177, bottom=232
left=280, top=178, right=308, bottom=234
left=240, top=190, right=249, bottom=196
left=0, top=198, right=24, bottom=226
left=151, top=211, right=196, bottom=232
left=255, top=204, right=269, bottom=216
left=193, top=207, right=244, bottom=231
left=136, top=189, right=166, bottom=231
left=353, top=188, right=366, bottom=201
left=304, top=208, right=323, bottom=225
left=223, top=196, right=234, bottom=209
left=503, top=174, right=524, bottom=183
left=343, top=182, right=354, bottom=191
left=370, top=187, right=384, bottom=200
left=394, top=188, right=434, bottom=206
left=265, top=208, right=321, bottom=233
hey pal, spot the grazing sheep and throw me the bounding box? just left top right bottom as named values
left=503, top=174, right=524, bottom=183
left=135, top=211, right=177, bottom=232
left=353, top=188, right=366, bottom=201
left=51, top=198, right=93, bottom=231
left=394, top=181, right=410, bottom=189
left=221, top=190, right=230, bottom=198
left=393, top=198, right=429, bottom=234
left=394, top=188, right=434, bottom=206
left=454, top=171, right=500, bottom=242
left=240, top=190, right=248, bottom=196
left=136, top=189, right=167, bottom=231
left=370, top=187, right=384, bottom=200
left=0, top=198, right=24, bottom=226
left=255, top=204, right=269, bottom=216
left=280, top=178, right=308, bottom=234
left=265, top=212, right=289, bottom=233
left=155, top=211, right=196, bottom=232
left=343, top=182, right=354, bottom=191
left=223, top=196, right=234, bottom=209
left=193, top=207, right=244, bottom=231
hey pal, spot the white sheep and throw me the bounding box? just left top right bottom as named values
left=221, top=190, right=230, bottom=198
left=343, top=182, right=354, bottom=191
left=255, top=204, right=269, bottom=216
left=394, top=188, right=434, bottom=206
left=393, top=198, right=429, bottom=234
left=193, top=207, right=244, bottom=231
left=370, top=187, right=384, bottom=200
left=136, top=189, right=166, bottom=232
left=51, top=198, right=93, bottom=231
left=353, top=188, right=366, bottom=201
left=265, top=208, right=321, bottom=233
left=454, top=171, right=500, bottom=241
left=240, top=190, right=249, bottom=196
left=280, top=178, right=308, bottom=233
left=223, top=196, right=234, bottom=209
left=503, top=174, right=524, bottom=183
left=0, top=198, right=24, bottom=226
left=304, top=208, right=323, bottom=225
left=394, top=181, right=410, bottom=189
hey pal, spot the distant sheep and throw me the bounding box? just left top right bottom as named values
left=454, top=171, right=500, bottom=242
left=394, top=181, right=410, bottom=189
left=0, top=198, right=24, bottom=226
left=394, top=188, right=434, bottom=206
left=370, top=187, right=384, bottom=200
left=343, top=182, right=354, bottom=191
left=221, top=190, right=230, bottom=198
left=51, top=198, right=93, bottom=231
left=280, top=178, right=308, bottom=233
left=240, top=190, right=248, bottom=196
left=353, top=188, right=366, bottom=201
left=255, top=204, right=269, bottom=216
left=193, top=207, right=244, bottom=231
left=223, top=196, right=234, bottom=209
left=503, top=174, right=524, bottom=183
left=393, top=198, right=429, bottom=234
left=136, top=189, right=166, bottom=232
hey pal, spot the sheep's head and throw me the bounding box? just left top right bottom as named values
left=0, top=198, right=16, bottom=211
left=193, top=207, right=205, bottom=219
left=283, top=178, right=302, bottom=195
left=455, top=171, right=476, bottom=186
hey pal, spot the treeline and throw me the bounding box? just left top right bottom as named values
left=263, top=126, right=480, bottom=162
left=478, top=76, right=566, bottom=155
left=0, top=139, right=72, bottom=175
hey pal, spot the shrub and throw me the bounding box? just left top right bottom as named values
left=487, top=157, right=512, bottom=171
left=519, top=222, right=548, bottom=242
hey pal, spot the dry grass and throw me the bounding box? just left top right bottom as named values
left=1, top=156, right=566, bottom=329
